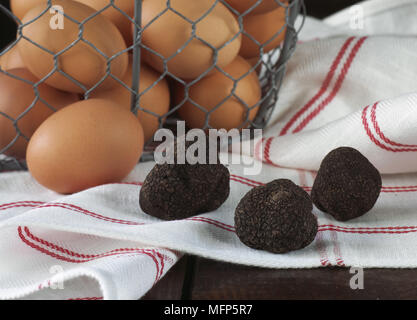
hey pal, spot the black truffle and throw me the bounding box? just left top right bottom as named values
left=311, top=147, right=382, bottom=221
left=140, top=163, right=230, bottom=220
left=235, top=179, right=318, bottom=254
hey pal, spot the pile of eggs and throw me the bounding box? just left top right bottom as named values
left=0, top=0, right=288, bottom=194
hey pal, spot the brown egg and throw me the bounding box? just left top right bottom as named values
left=224, top=0, right=284, bottom=15
left=26, top=99, right=144, bottom=194
left=92, top=58, right=170, bottom=142
left=10, top=0, right=46, bottom=20
left=141, top=0, right=241, bottom=79
left=0, top=45, right=25, bottom=70
left=75, top=0, right=134, bottom=46
left=18, top=0, right=128, bottom=93
left=11, top=0, right=135, bottom=44
left=240, top=5, right=287, bottom=58
left=246, top=56, right=262, bottom=74
left=177, top=56, right=261, bottom=130
left=0, top=68, right=78, bottom=159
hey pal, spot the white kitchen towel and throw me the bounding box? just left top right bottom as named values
left=2, top=0, right=417, bottom=300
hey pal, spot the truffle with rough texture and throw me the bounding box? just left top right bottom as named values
left=235, top=179, right=318, bottom=254
left=140, top=163, right=230, bottom=220
left=311, top=147, right=382, bottom=221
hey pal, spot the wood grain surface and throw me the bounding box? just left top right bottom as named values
left=145, top=257, right=417, bottom=300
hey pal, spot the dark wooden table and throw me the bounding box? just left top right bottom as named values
left=143, top=256, right=417, bottom=300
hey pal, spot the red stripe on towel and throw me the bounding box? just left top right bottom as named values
left=293, top=37, right=368, bottom=133
left=280, top=37, right=356, bottom=135
left=362, top=104, right=417, bottom=152
left=18, top=226, right=162, bottom=283
left=370, top=102, right=417, bottom=149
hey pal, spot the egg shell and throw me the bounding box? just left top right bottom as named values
left=75, top=0, right=134, bottom=46
left=141, top=0, right=242, bottom=79
left=91, top=58, right=170, bottom=142
left=0, top=45, right=25, bottom=71
left=26, top=99, right=144, bottom=194
left=224, top=0, right=284, bottom=15
left=246, top=56, right=262, bottom=74
left=18, top=0, right=128, bottom=93
left=10, top=0, right=46, bottom=20
left=176, top=56, right=261, bottom=130
left=240, top=5, right=287, bottom=58
left=11, top=0, right=134, bottom=44
left=0, top=68, right=78, bottom=159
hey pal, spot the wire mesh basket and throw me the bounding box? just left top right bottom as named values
left=0, top=0, right=304, bottom=171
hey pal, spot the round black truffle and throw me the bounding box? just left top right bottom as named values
left=140, top=163, right=230, bottom=220
left=235, top=179, right=318, bottom=254
left=311, top=147, right=382, bottom=221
